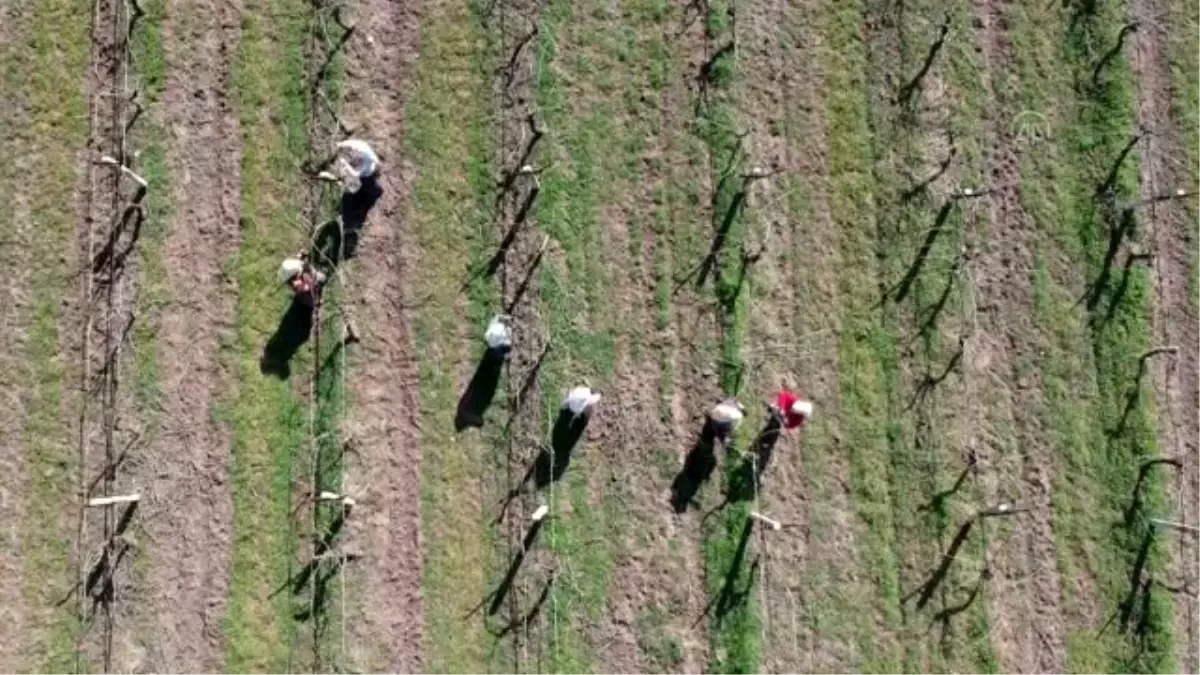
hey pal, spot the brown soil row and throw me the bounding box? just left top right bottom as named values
left=584, top=6, right=711, bottom=672
left=1128, top=0, right=1199, bottom=670
left=732, top=0, right=849, bottom=670
left=659, top=6, right=724, bottom=672
left=0, top=0, right=34, bottom=665
left=337, top=0, right=425, bottom=668
left=122, top=0, right=244, bottom=669
left=969, top=0, right=1068, bottom=670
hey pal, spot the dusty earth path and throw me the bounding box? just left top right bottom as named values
left=560, top=2, right=715, bottom=671
left=0, top=0, right=34, bottom=666
left=968, top=0, right=1068, bottom=670
left=733, top=0, right=866, bottom=669
left=126, top=0, right=243, bottom=669
left=1128, top=0, right=1199, bottom=670
left=338, top=0, right=424, bottom=670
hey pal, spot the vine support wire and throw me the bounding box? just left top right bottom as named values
left=300, top=2, right=358, bottom=669
left=74, top=0, right=105, bottom=663
left=75, top=0, right=140, bottom=667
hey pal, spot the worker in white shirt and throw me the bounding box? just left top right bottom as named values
left=319, top=138, right=380, bottom=195
left=484, top=314, right=513, bottom=357
left=708, top=398, right=745, bottom=444
left=563, top=386, right=601, bottom=419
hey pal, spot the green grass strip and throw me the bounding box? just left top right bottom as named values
left=307, top=8, right=353, bottom=669
left=822, top=1, right=904, bottom=670
left=689, top=1, right=763, bottom=672
left=861, top=5, right=948, bottom=671
left=534, top=2, right=626, bottom=671
left=128, top=0, right=168, bottom=460
left=1009, top=5, right=1107, bottom=671
left=407, top=0, right=496, bottom=669
left=1060, top=2, right=1174, bottom=671
left=862, top=1, right=997, bottom=670
left=1011, top=1, right=1174, bottom=670
left=224, top=0, right=311, bottom=668
left=12, top=0, right=93, bottom=668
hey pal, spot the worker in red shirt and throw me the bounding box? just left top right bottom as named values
left=771, top=389, right=813, bottom=430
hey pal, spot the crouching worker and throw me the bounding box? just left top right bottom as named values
left=319, top=138, right=380, bottom=194
left=563, top=386, right=601, bottom=420
left=769, top=389, right=813, bottom=431
left=484, top=314, right=513, bottom=358
left=280, top=252, right=326, bottom=307
left=708, top=398, right=745, bottom=444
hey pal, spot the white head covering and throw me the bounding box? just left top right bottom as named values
left=710, top=399, right=745, bottom=426
left=791, top=399, right=814, bottom=418
left=336, top=139, right=380, bottom=178
left=565, top=386, right=601, bottom=415
left=280, top=257, right=305, bottom=282
left=484, top=315, right=512, bottom=350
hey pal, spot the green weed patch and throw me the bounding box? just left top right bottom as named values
left=224, top=0, right=311, bottom=668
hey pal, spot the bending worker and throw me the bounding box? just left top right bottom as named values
left=770, top=388, right=813, bottom=431
left=280, top=252, right=326, bottom=306
left=320, top=138, right=380, bottom=195
left=708, top=398, right=745, bottom=443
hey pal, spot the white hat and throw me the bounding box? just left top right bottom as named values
left=280, top=257, right=304, bottom=282
left=484, top=315, right=512, bottom=350
left=565, top=386, right=601, bottom=415
left=710, top=400, right=745, bottom=425
left=336, top=139, right=380, bottom=177
left=791, top=399, right=813, bottom=418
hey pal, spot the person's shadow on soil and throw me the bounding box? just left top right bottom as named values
left=724, top=415, right=782, bottom=504
left=260, top=298, right=315, bottom=379
left=341, top=175, right=383, bottom=232
left=485, top=519, right=545, bottom=617
left=697, top=516, right=759, bottom=626
left=455, top=349, right=506, bottom=431
left=533, top=408, right=589, bottom=488
left=671, top=419, right=719, bottom=513
left=496, top=409, right=589, bottom=522
left=310, top=175, right=383, bottom=270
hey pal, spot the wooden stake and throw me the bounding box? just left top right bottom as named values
left=97, top=155, right=148, bottom=188
left=977, top=503, right=1029, bottom=518
left=750, top=511, right=782, bottom=531
left=317, top=491, right=356, bottom=507
left=87, top=494, right=140, bottom=507
left=1151, top=518, right=1200, bottom=535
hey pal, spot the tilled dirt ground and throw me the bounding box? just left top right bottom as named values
left=970, top=0, right=1069, bottom=670
left=735, top=0, right=861, bottom=670
left=338, top=0, right=425, bottom=669
left=0, top=0, right=34, bottom=666
left=128, top=0, right=244, bottom=669
left=585, top=5, right=714, bottom=671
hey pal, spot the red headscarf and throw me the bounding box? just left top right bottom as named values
left=774, top=389, right=809, bottom=430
